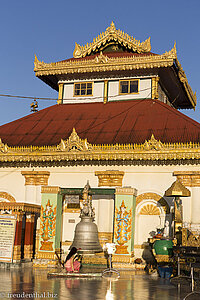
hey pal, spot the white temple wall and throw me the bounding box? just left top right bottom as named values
left=108, top=78, right=151, bottom=102
left=0, top=169, right=25, bottom=202
left=0, top=164, right=199, bottom=252
left=0, top=164, right=197, bottom=223
left=92, top=197, right=114, bottom=232
left=62, top=212, right=80, bottom=242
left=61, top=77, right=151, bottom=104
left=63, top=81, right=104, bottom=103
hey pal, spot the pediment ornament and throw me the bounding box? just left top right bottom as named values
left=143, top=134, right=163, bottom=151
left=0, top=138, right=8, bottom=153
left=73, top=22, right=151, bottom=58
left=58, top=128, right=93, bottom=152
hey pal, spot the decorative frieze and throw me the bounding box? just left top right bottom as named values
left=115, top=187, right=137, bottom=196
left=0, top=202, right=40, bottom=213
left=41, top=186, right=60, bottom=194
left=173, top=171, right=200, bottom=187
left=21, top=171, right=50, bottom=186
left=95, top=170, right=124, bottom=187
left=0, top=192, right=16, bottom=202
left=1, top=133, right=200, bottom=163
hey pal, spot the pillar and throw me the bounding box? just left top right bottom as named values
left=151, top=76, right=159, bottom=100
left=13, top=212, right=24, bottom=262
left=36, top=186, right=62, bottom=267
left=24, top=214, right=35, bottom=260
left=113, top=187, right=137, bottom=259
left=174, top=171, right=200, bottom=226
left=57, top=83, right=64, bottom=104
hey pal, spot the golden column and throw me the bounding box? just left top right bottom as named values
left=152, top=76, right=159, bottom=100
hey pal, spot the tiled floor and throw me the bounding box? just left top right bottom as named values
left=0, top=266, right=199, bottom=300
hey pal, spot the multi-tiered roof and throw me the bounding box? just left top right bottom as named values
left=0, top=23, right=199, bottom=166
left=34, top=22, right=196, bottom=109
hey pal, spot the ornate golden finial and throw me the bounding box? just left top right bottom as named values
left=108, top=21, right=116, bottom=31
left=73, top=42, right=82, bottom=58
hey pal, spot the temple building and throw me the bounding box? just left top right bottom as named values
left=0, top=22, right=200, bottom=266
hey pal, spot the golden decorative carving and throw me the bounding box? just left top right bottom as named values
left=155, top=255, right=172, bottom=263
left=182, top=228, right=200, bottom=247
left=0, top=192, right=16, bottom=202
left=73, top=22, right=151, bottom=58
left=0, top=138, right=8, bottom=153
left=16, top=212, right=24, bottom=222
left=95, top=170, right=124, bottom=187
left=0, top=202, right=40, bottom=213
left=82, top=253, right=132, bottom=264
left=115, top=187, right=137, bottom=196
left=24, top=245, right=33, bottom=259
left=34, top=37, right=195, bottom=108
left=1, top=135, right=200, bottom=163
left=103, top=80, right=108, bottom=104
left=136, top=192, right=170, bottom=214
left=34, top=44, right=176, bottom=77
left=139, top=204, right=160, bottom=215
left=58, top=128, right=93, bottom=152
left=173, top=171, right=200, bottom=187
left=41, top=186, right=60, bottom=194
left=13, top=245, right=21, bottom=261
left=151, top=77, right=159, bottom=100
left=58, top=83, right=63, bottom=104
left=112, top=254, right=132, bottom=263
left=26, top=214, right=35, bottom=223
left=21, top=171, right=50, bottom=186
left=143, top=134, right=163, bottom=151
left=36, top=251, right=57, bottom=259
left=82, top=253, right=107, bottom=265
left=165, top=179, right=191, bottom=197
left=176, top=60, right=197, bottom=108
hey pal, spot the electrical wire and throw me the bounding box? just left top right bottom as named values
left=0, top=86, right=153, bottom=102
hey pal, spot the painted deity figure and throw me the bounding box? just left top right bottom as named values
left=41, top=199, right=55, bottom=241
left=115, top=200, right=132, bottom=246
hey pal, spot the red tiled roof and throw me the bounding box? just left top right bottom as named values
left=0, top=99, right=200, bottom=146
left=59, top=51, right=158, bottom=63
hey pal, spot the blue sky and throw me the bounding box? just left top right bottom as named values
left=0, top=0, right=199, bottom=125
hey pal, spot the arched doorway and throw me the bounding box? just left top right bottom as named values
left=134, top=193, right=170, bottom=251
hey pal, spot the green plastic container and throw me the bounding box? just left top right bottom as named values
left=153, top=239, right=173, bottom=256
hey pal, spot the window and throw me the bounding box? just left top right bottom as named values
left=119, top=79, right=139, bottom=94
left=74, top=82, right=93, bottom=96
